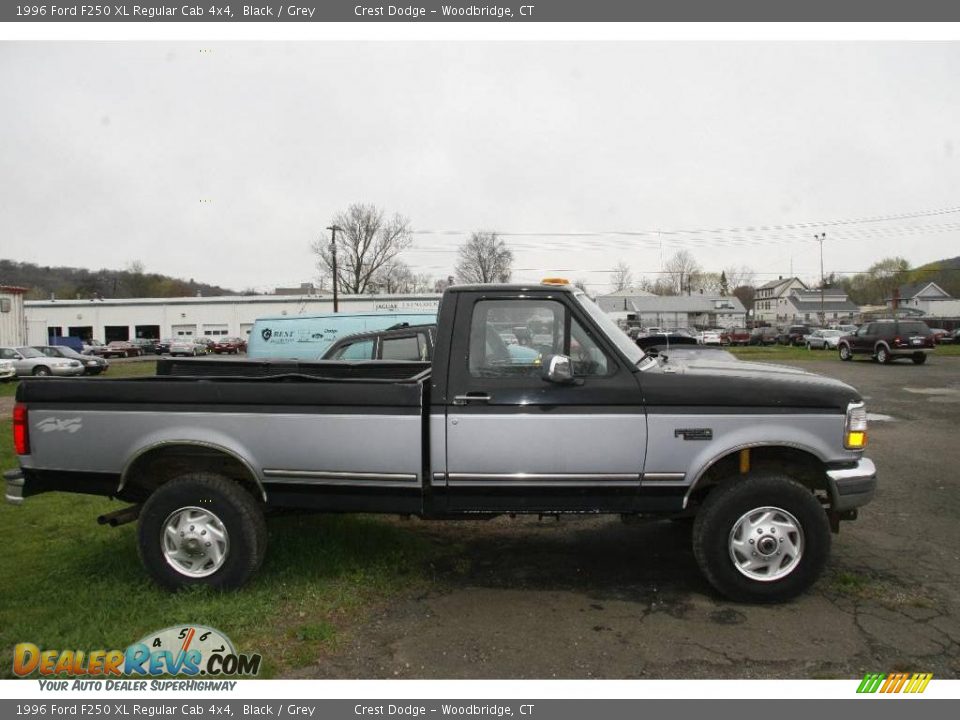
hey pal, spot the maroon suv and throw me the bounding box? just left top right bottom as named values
left=838, top=320, right=934, bottom=365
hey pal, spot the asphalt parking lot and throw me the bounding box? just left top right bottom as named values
left=297, top=356, right=960, bottom=680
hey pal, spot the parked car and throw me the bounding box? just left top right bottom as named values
left=0, top=359, right=16, bottom=383
left=806, top=329, right=845, bottom=351
left=0, top=346, right=85, bottom=377
left=169, top=339, right=208, bottom=357
left=779, top=325, right=812, bottom=346
left=927, top=328, right=949, bottom=344
left=34, top=345, right=109, bottom=375
left=132, top=339, right=162, bottom=355
left=156, top=339, right=174, bottom=354
left=940, top=329, right=959, bottom=345
left=100, top=341, right=142, bottom=358
left=212, top=337, right=248, bottom=355
left=720, top=327, right=750, bottom=346
left=838, top=320, right=935, bottom=364
left=635, top=333, right=698, bottom=351
left=699, top=329, right=722, bottom=346
left=749, top=327, right=779, bottom=346
left=829, top=324, right=858, bottom=335
left=323, top=324, right=436, bottom=361
left=82, top=339, right=106, bottom=356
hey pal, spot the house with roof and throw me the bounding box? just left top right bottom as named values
left=597, top=292, right=747, bottom=329
left=595, top=288, right=655, bottom=314
left=753, top=277, right=807, bottom=325
left=752, top=276, right=859, bottom=326
left=887, top=281, right=960, bottom=317
left=783, top=288, right=860, bottom=325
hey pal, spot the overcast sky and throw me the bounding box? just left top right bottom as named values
left=2, top=41, right=959, bottom=294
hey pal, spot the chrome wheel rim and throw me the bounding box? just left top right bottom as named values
left=162, top=506, right=229, bottom=577
left=728, top=506, right=804, bottom=582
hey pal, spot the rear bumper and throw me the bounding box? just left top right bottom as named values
left=827, top=457, right=877, bottom=511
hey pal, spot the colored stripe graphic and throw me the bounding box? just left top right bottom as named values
left=857, top=672, right=932, bottom=694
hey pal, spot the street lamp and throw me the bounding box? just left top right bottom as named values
left=814, top=232, right=826, bottom=326
left=326, top=225, right=341, bottom=313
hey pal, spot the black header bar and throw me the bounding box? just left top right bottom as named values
left=4, top=0, right=960, bottom=23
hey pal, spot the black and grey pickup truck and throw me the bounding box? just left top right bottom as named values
left=4, top=281, right=876, bottom=602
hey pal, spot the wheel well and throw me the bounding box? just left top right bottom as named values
left=120, top=444, right=264, bottom=503
left=687, top=446, right=829, bottom=510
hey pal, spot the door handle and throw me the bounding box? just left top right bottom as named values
left=453, top=393, right=491, bottom=405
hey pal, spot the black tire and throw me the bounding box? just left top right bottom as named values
left=912, top=353, right=927, bottom=365
left=32, top=366, right=51, bottom=376
left=692, top=473, right=831, bottom=603
left=876, top=345, right=892, bottom=364
left=137, top=472, right=267, bottom=591
left=838, top=344, right=852, bottom=361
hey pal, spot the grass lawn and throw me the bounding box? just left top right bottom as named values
left=0, top=361, right=447, bottom=678
left=729, top=343, right=960, bottom=361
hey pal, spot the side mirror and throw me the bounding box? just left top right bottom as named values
left=541, top=354, right=575, bottom=384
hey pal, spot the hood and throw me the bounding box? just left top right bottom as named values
left=639, top=357, right=860, bottom=412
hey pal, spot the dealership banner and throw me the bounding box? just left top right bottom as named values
left=4, top=0, right=960, bottom=22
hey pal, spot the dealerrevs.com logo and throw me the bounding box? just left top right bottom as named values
left=13, top=625, right=261, bottom=686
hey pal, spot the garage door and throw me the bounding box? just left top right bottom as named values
left=171, top=324, right=197, bottom=337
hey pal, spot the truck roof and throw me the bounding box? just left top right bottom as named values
left=445, top=282, right=578, bottom=294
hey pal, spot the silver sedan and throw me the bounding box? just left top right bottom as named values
left=806, top=329, right=845, bottom=350
left=0, top=346, right=85, bottom=377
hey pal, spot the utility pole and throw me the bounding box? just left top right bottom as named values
left=815, top=232, right=826, bottom=326
left=326, top=225, right=341, bottom=313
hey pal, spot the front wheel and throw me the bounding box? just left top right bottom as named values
left=839, top=344, right=852, bottom=361
left=32, top=366, right=51, bottom=376
left=692, top=474, right=830, bottom=603
left=137, top=473, right=267, bottom=591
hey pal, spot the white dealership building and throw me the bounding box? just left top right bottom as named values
left=24, top=293, right=441, bottom=344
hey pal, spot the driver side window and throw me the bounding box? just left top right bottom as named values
left=467, top=300, right=609, bottom=379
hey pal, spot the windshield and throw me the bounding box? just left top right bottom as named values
left=16, top=347, right=44, bottom=358
left=575, top=292, right=645, bottom=366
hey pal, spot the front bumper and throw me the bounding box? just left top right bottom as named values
left=827, top=457, right=877, bottom=511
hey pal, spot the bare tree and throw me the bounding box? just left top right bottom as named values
left=690, top=271, right=722, bottom=295
left=311, top=203, right=412, bottom=295
left=609, top=261, right=633, bottom=292
left=455, top=232, right=513, bottom=284
left=370, top=259, right=416, bottom=294
left=723, top=265, right=755, bottom=291
left=663, top=250, right=701, bottom=295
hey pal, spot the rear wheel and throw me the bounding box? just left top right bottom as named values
left=137, top=473, right=267, bottom=591
left=692, top=473, right=830, bottom=603
left=876, top=345, right=892, bottom=364
left=912, top=353, right=927, bottom=365
left=32, top=366, right=51, bottom=376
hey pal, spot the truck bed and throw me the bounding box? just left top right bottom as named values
left=155, top=357, right=430, bottom=381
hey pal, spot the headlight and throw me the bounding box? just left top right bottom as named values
left=845, top=401, right=868, bottom=449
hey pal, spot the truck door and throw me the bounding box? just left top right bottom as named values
left=442, top=293, right=647, bottom=513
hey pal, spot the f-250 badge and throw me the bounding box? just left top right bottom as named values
left=36, top=417, right=82, bottom=434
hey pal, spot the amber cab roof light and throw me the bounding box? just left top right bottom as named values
left=541, top=278, right=571, bottom=286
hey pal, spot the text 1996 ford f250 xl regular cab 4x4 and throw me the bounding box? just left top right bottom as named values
left=4, top=280, right=876, bottom=602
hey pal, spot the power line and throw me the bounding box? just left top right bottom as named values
left=408, top=204, right=960, bottom=241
